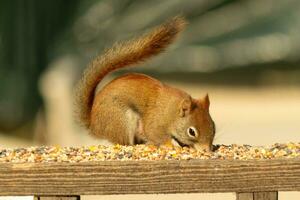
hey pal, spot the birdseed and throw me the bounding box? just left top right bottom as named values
left=0, top=143, right=299, bottom=163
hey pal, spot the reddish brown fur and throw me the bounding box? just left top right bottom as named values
left=74, top=16, right=215, bottom=150
left=75, top=16, right=186, bottom=127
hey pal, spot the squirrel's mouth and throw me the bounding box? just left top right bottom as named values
left=171, top=135, right=189, bottom=148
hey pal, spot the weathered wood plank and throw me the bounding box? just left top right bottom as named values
left=0, top=158, right=299, bottom=195
left=34, top=196, right=80, bottom=200
left=236, top=192, right=253, bottom=200
left=254, top=192, right=278, bottom=200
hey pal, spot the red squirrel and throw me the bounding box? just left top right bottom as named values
left=75, top=16, right=215, bottom=151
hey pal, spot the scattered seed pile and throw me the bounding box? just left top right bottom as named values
left=0, top=143, right=299, bottom=163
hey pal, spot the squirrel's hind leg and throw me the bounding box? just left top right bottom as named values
left=90, top=101, right=139, bottom=145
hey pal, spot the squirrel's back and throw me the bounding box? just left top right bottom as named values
left=74, top=16, right=187, bottom=128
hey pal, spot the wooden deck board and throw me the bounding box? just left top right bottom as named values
left=0, top=158, right=299, bottom=195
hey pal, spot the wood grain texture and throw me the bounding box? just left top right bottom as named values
left=0, top=158, right=299, bottom=195
left=34, top=196, right=80, bottom=200
left=236, top=192, right=278, bottom=200
left=254, top=192, right=278, bottom=200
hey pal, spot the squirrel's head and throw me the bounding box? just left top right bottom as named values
left=169, top=94, right=215, bottom=152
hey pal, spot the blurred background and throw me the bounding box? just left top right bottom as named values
left=1, top=0, right=300, bottom=147
left=1, top=0, right=300, bottom=146
left=0, top=0, right=300, bottom=199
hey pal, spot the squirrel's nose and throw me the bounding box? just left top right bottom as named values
left=194, top=143, right=212, bottom=152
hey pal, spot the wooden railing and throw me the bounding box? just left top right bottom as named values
left=0, top=158, right=300, bottom=200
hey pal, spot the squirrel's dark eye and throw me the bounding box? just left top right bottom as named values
left=187, top=127, right=197, bottom=138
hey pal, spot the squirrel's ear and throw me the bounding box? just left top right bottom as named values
left=199, top=94, right=210, bottom=110
left=179, top=98, right=192, bottom=117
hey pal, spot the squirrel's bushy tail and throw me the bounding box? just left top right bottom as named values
left=74, top=16, right=187, bottom=128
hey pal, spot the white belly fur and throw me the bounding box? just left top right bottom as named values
left=125, top=109, right=140, bottom=145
